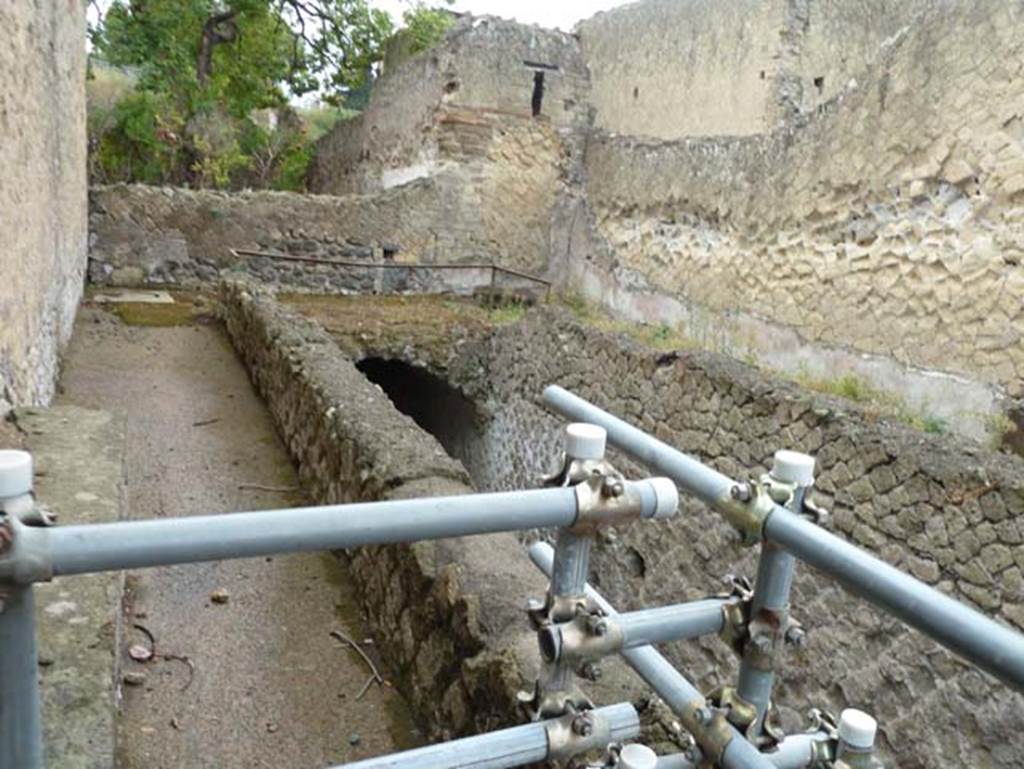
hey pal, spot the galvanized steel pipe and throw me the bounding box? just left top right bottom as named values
left=0, top=585, right=43, bottom=769
left=615, top=599, right=727, bottom=648
left=764, top=508, right=1024, bottom=693
left=656, top=732, right=830, bottom=769
left=543, top=386, right=1024, bottom=694
left=36, top=481, right=671, bottom=578
left=529, top=542, right=775, bottom=769
left=330, top=702, right=640, bottom=769
left=543, top=386, right=734, bottom=506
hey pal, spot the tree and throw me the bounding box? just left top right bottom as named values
left=93, top=0, right=394, bottom=111
left=86, top=0, right=456, bottom=189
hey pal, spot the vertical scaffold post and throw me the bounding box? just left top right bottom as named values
left=735, top=450, right=815, bottom=741
left=0, top=450, right=44, bottom=769
left=527, top=423, right=607, bottom=717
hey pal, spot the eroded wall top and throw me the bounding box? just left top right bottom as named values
left=308, top=15, right=589, bottom=195
left=576, top=0, right=937, bottom=141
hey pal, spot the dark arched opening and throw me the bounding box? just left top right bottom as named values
left=355, top=357, right=482, bottom=472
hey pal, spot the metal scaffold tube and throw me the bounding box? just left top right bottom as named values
left=543, top=386, right=735, bottom=507
left=538, top=597, right=729, bottom=675
left=11, top=480, right=669, bottom=579
left=764, top=508, right=1024, bottom=693
left=529, top=542, right=775, bottom=769
left=656, top=731, right=830, bottom=769
left=737, top=451, right=814, bottom=738
left=542, top=385, right=1024, bottom=694
left=615, top=599, right=727, bottom=648
left=330, top=702, right=640, bottom=769
left=0, top=585, right=43, bottom=769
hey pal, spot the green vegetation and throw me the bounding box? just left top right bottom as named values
left=793, top=369, right=947, bottom=434
left=86, top=1, right=449, bottom=191
left=558, top=292, right=953, bottom=438
left=557, top=292, right=696, bottom=351
left=979, top=412, right=1018, bottom=450
left=488, top=301, right=528, bottom=325
left=402, top=3, right=455, bottom=54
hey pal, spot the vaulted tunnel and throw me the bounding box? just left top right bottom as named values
left=355, top=357, right=484, bottom=481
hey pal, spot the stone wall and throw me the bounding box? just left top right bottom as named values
left=298, top=1, right=1024, bottom=444
left=578, top=0, right=784, bottom=138
left=308, top=15, right=589, bottom=196
left=219, top=280, right=551, bottom=740
left=89, top=177, right=553, bottom=288
left=571, top=0, right=1024, bottom=442
left=576, top=0, right=931, bottom=140
left=0, top=2, right=87, bottom=412
left=306, top=16, right=590, bottom=282
left=308, top=301, right=1024, bottom=769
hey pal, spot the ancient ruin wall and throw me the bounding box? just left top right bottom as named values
left=575, top=0, right=1024, bottom=438
left=576, top=0, right=930, bottom=140
left=89, top=175, right=555, bottom=286
left=220, top=280, right=550, bottom=740
left=333, top=305, right=1024, bottom=768
left=0, top=3, right=87, bottom=412
left=307, top=16, right=590, bottom=281
left=578, top=0, right=784, bottom=138
left=308, top=15, right=590, bottom=196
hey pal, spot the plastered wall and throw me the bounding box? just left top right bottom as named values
left=578, top=0, right=783, bottom=138
left=0, top=2, right=88, bottom=412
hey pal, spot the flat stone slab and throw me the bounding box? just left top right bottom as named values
left=91, top=289, right=174, bottom=304
left=14, top=405, right=125, bottom=769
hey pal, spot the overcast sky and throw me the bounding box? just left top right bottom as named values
left=371, top=0, right=625, bottom=32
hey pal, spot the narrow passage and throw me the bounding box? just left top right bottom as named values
left=58, top=301, right=420, bottom=769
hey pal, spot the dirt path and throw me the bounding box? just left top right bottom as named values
left=58, top=304, right=420, bottom=769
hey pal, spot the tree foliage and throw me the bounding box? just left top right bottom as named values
left=401, top=3, right=454, bottom=55
left=88, top=0, right=393, bottom=188
left=87, top=0, right=455, bottom=190
left=93, top=0, right=393, bottom=110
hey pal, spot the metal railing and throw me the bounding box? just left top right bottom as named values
left=230, top=248, right=553, bottom=299
left=2, top=384, right=1022, bottom=769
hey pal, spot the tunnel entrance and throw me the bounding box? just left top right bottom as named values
left=356, top=357, right=482, bottom=474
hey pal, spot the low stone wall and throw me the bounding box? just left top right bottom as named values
left=307, top=301, right=1024, bottom=768
left=219, top=280, right=552, bottom=740
left=90, top=182, right=452, bottom=287
left=89, top=173, right=557, bottom=288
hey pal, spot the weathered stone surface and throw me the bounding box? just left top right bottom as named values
left=14, top=405, right=126, bottom=769
left=0, top=2, right=87, bottom=413
left=87, top=2, right=1024, bottom=443
left=573, top=0, right=1024, bottom=422
left=89, top=174, right=557, bottom=291
left=219, top=280, right=546, bottom=741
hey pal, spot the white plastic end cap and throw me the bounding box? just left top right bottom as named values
left=565, top=423, right=607, bottom=461
left=618, top=744, right=658, bottom=769
left=771, top=449, right=815, bottom=486
left=0, top=450, right=33, bottom=499
left=647, top=477, right=679, bottom=520
left=838, top=708, right=877, bottom=750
